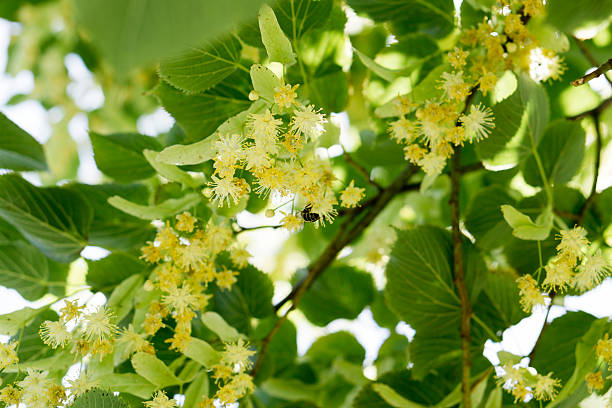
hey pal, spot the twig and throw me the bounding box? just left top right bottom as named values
left=251, top=165, right=418, bottom=378
left=450, top=146, right=473, bottom=408
left=343, top=151, right=382, bottom=191
left=567, top=96, right=612, bottom=121
left=450, top=87, right=478, bottom=408
left=572, top=36, right=612, bottom=86
left=577, top=113, right=603, bottom=224
left=572, top=58, right=612, bottom=86
left=235, top=224, right=282, bottom=234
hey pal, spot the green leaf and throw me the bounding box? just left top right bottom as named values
left=71, top=389, right=129, bottom=408
left=477, top=270, right=527, bottom=332
left=259, top=4, right=295, bottom=65
left=501, top=204, right=552, bottom=240
left=87, top=252, right=148, bottom=294
left=251, top=319, right=297, bottom=381
left=200, top=311, right=242, bottom=342
left=107, top=274, right=144, bottom=322
left=90, top=132, right=162, bottom=182
left=97, top=373, right=156, bottom=399
left=353, top=48, right=407, bottom=82
left=250, top=64, right=281, bottom=102
left=346, top=0, right=454, bottom=38
left=152, top=74, right=251, bottom=143
left=261, top=378, right=319, bottom=402
left=69, top=183, right=155, bottom=251
left=385, top=226, right=460, bottom=335
left=302, top=67, right=349, bottom=113
left=530, top=311, right=597, bottom=383
left=546, top=0, right=612, bottom=38
left=0, top=112, right=47, bottom=171
left=212, top=264, right=274, bottom=333
left=0, top=307, right=45, bottom=336
left=476, top=74, right=549, bottom=167
left=142, top=149, right=201, bottom=187
left=108, top=192, right=200, bottom=220
left=371, top=290, right=400, bottom=329
left=9, top=310, right=56, bottom=362
left=375, top=334, right=410, bottom=376
left=549, top=318, right=612, bottom=407
left=352, top=139, right=405, bottom=168
left=465, top=186, right=516, bottom=250
left=73, top=0, right=265, bottom=72
left=159, top=35, right=244, bottom=94
left=157, top=136, right=218, bottom=166
left=274, top=0, right=333, bottom=40
left=3, top=350, right=74, bottom=373
left=504, top=234, right=557, bottom=276
left=484, top=387, right=502, bottom=408
left=0, top=241, right=69, bottom=301
left=183, top=337, right=222, bottom=368
left=156, top=100, right=266, bottom=166
left=184, top=371, right=210, bottom=408
left=305, top=331, right=365, bottom=368
left=298, top=265, right=375, bottom=326
left=353, top=369, right=451, bottom=407
left=131, top=352, right=182, bottom=388
left=372, top=383, right=426, bottom=408
left=0, top=174, right=91, bottom=262
left=523, top=120, right=586, bottom=187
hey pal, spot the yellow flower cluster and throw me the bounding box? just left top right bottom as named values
left=0, top=369, right=66, bottom=407
left=517, top=226, right=610, bottom=302
left=497, top=364, right=560, bottom=402
left=516, top=226, right=610, bottom=311
left=140, top=212, right=246, bottom=351
left=0, top=341, right=18, bottom=370
left=200, top=339, right=256, bottom=406
left=145, top=390, right=177, bottom=408
left=386, top=0, right=565, bottom=176
left=585, top=371, right=604, bottom=393
left=39, top=301, right=118, bottom=361
left=208, top=79, right=364, bottom=229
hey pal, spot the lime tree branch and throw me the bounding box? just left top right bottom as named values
left=571, top=36, right=612, bottom=86
left=250, top=164, right=418, bottom=378
left=343, top=151, right=383, bottom=191
left=450, top=87, right=478, bottom=408
left=572, top=58, right=612, bottom=87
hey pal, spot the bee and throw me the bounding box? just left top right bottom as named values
left=301, top=203, right=320, bottom=223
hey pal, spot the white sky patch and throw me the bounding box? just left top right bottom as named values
left=80, top=246, right=111, bottom=260
left=2, top=100, right=52, bottom=143
left=586, top=68, right=612, bottom=98
left=137, top=107, right=175, bottom=136
left=65, top=53, right=104, bottom=111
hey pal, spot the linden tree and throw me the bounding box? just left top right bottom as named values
left=0, top=0, right=611, bottom=407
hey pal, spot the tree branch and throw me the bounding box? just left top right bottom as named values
left=450, top=146, right=473, bottom=408
left=572, top=58, right=612, bottom=86
left=572, top=36, right=612, bottom=86
left=451, top=87, right=478, bottom=408
left=343, top=151, right=382, bottom=191
left=251, top=165, right=418, bottom=378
